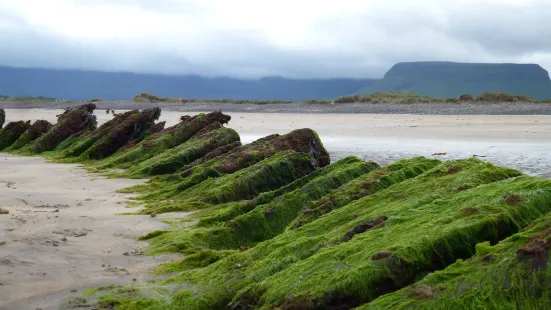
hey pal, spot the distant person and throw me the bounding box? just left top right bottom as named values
left=111, top=108, right=116, bottom=115
left=106, top=108, right=110, bottom=114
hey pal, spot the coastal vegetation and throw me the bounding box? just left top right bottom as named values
left=1, top=91, right=550, bottom=104
left=133, top=91, right=549, bottom=104
left=1, top=104, right=551, bottom=309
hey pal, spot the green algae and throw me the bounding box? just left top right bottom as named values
left=288, top=156, right=441, bottom=229
left=4, top=120, right=52, bottom=151
left=124, top=127, right=240, bottom=177
left=361, top=209, right=551, bottom=310
left=136, top=151, right=317, bottom=214
left=143, top=156, right=379, bottom=254
left=93, top=112, right=230, bottom=170
left=0, top=120, right=31, bottom=151
left=91, top=158, right=551, bottom=310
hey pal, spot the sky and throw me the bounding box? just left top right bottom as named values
left=0, top=0, right=550, bottom=79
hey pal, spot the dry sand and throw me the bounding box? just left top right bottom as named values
left=1, top=108, right=550, bottom=308
left=0, top=154, right=181, bottom=310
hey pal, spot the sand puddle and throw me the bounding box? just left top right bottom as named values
left=0, top=154, right=181, bottom=310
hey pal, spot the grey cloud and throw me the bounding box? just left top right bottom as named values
left=1, top=1, right=551, bottom=78
left=443, top=1, right=551, bottom=57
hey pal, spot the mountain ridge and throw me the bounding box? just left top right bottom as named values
left=0, top=66, right=375, bottom=101
left=357, top=61, right=551, bottom=100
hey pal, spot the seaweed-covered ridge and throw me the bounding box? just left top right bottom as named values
left=1, top=104, right=551, bottom=309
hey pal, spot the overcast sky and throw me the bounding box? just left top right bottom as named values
left=0, top=0, right=550, bottom=78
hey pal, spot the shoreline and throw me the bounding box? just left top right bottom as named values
left=0, top=154, right=181, bottom=310
left=3, top=101, right=551, bottom=115
left=4, top=108, right=551, bottom=178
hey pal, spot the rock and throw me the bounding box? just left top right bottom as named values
left=98, top=111, right=232, bottom=169
left=0, top=120, right=32, bottom=151
left=372, top=251, right=393, bottom=260
left=6, top=120, right=53, bottom=151
left=148, top=121, right=166, bottom=135
left=208, top=128, right=330, bottom=175
left=0, top=208, right=9, bottom=214
left=342, top=216, right=388, bottom=241
left=28, top=103, right=97, bottom=153
left=87, top=107, right=162, bottom=159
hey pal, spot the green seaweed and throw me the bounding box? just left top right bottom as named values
left=137, top=151, right=316, bottom=214
left=125, top=127, right=240, bottom=177
left=0, top=120, right=31, bottom=150
left=94, top=112, right=230, bottom=169
left=362, top=209, right=551, bottom=309
left=145, top=156, right=379, bottom=254
left=93, top=158, right=546, bottom=309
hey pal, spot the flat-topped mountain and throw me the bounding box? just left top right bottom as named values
left=357, top=61, right=551, bottom=100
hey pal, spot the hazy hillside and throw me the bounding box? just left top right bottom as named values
left=0, top=66, right=375, bottom=101
left=357, top=61, right=551, bottom=100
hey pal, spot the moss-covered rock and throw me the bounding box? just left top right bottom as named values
left=139, top=151, right=317, bottom=214
left=146, top=156, right=379, bottom=254
left=101, top=158, right=538, bottom=309
left=127, top=126, right=241, bottom=176
left=0, top=108, right=5, bottom=129
left=26, top=103, right=97, bottom=153
left=86, top=107, right=161, bottom=159
left=95, top=111, right=231, bottom=169
left=5, top=120, right=52, bottom=151
left=0, top=120, right=32, bottom=150
left=363, top=209, right=551, bottom=309
left=289, top=156, right=441, bottom=229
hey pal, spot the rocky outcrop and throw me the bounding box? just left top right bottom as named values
left=87, top=107, right=161, bottom=159
left=6, top=120, right=53, bottom=151
left=0, top=120, right=32, bottom=150
left=358, top=61, right=551, bottom=100
left=28, top=103, right=97, bottom=153
left=190, top=128, right=330, bottom=175
left=0, top=109, right=5, bottom=129
left=96, top=111, right=232, bottom=169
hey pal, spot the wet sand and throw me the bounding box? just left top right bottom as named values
left=5, top=109, right=551, bottom=177
left=0, top=154, right=180, bottom=310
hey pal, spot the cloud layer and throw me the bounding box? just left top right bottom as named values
left=0, top=0, right=550, bottom=78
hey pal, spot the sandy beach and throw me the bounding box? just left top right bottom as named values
left=1, top=107, right=551, bottom=308
left=0, top=154, right=181, bottom=310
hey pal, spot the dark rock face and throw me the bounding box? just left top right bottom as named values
left=7, top=120, right=53, bottom=151
left=148, top=121, right=166, bottom=135
left=211, top=128, right=330, bottom=174
left=270, top=128, right=330, bottom=168
left=144, top=111, right=231, bottom=149
left=87, top=107, right=161, bottom=159
left=29, top=103, right=97, bottom=153
left=0, top=109, right=5, bottom=129
left=358, top=61, right=551, bottom=100
left=0, top=120, right=32, bottom=150
left=26, top=120, right=53, bottom=141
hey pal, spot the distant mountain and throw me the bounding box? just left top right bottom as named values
left=356, top=61, right=551, bottom=100
left=0, top=66, right=376, bottom=101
